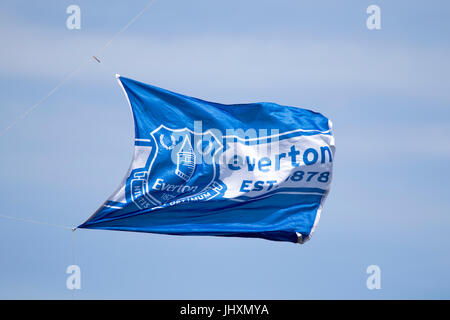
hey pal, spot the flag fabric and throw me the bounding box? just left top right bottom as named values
left=78, top=75, right=335, bottom=244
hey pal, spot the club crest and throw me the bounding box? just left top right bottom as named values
left=127, top=126, right=223, bottom=209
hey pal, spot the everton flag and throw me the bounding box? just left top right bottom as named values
left=78, top=75, right=335, bottom=244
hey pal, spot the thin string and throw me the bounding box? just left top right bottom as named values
left=93, top=56, right=118, bottom=77
left=96, top=0, right=158, bottom=57
left=72, top=228, right=76, bottom=264
left=0, top=60, right=88, bottom=138
left=0, top=1, right=159, bottom=299
left=72, top=228, right=76, bottom=300
left=0, top=213, right=72, bottom=230
left=0, top=0, right=158, bottom=139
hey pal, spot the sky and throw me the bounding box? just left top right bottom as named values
left=0, top=0, right=449, bottom=299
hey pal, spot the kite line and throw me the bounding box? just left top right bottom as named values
left=0, top=0, right=158, bottom=229
left=0, top=1, right=158, bottom=299
left=0, top=214, right=72, bottom=230
left=0, top=0, right=158, bottom=139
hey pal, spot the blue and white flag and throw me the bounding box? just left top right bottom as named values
left=78, top=75, right=335, bottom=244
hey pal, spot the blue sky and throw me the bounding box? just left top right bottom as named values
left=0, top=0, right=449, bottom=299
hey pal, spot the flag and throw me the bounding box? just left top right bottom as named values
left=78, top=75, right=335, bottom=244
